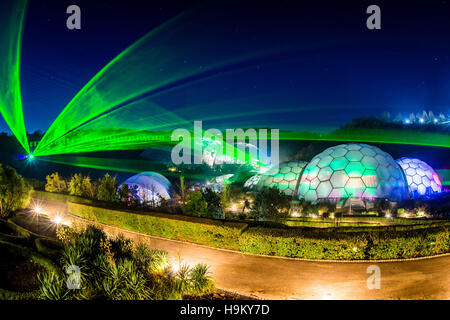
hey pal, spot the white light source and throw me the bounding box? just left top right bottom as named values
left=34, top=206, right=42, bottom=214
left=419, top=118, right=424, bottom=123
left=52, top=215, right=62, bottom=225
left=172, top=263, right=180, bottom=273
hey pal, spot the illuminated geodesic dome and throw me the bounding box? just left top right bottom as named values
left=201, top=138, right=263, bottom=167
left=206, top=174, right=234, bottom=192
left=124, top=171, right=171, bottom=202
left=298, top=143, right=408, bottom=202
left=244, top=174, right=261, bottom=189
left=396, top=158, right=442, bottom=198
left=253, top=160, right=308, bottom=196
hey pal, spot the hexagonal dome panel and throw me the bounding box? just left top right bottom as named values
left=253, top=160, right=308, bottom=196
left=396, top=157, right=442, bottom=198
left=299, top=143, right=408, bottom=202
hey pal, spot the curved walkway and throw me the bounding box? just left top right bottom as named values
left=36, top=198, right=450, bottom=300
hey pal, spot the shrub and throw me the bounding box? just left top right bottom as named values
left=117, top=183, right=139, bottom=206
left=69, top=202, right=247, bottom=250
left=38, top=225, right=215, bottom=300
left=68, top=173, right=84, bottom=196
left=37, top=272, right=70, bottom=300
left=97, top=174, right=118, bottom=202
left=45, top=172, right=67, bottom=193
left=239, top=226, right=450, bottom=260
left=0, top=164, right=30, bottom=218
left=250, top=187, right=291, bottom=221
left=181, top=191, right=208, bottom=218
left=201, top=188, right=221, bottom=218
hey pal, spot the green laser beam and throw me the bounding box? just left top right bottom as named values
left=0, top=0, right=29, bottom=154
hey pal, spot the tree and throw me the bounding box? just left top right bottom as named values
left=97, top=174, right=118, bottom=202
left=250, top=187, right=291, bottom=221
left=82, top=176, right=97, bottom=199
left=68, top=173, right=84, bottom=196
left=0, top=164, right=29, bottom=218
left=45, top=172, right=67, bottom=193
left=179, top=176, right=186, bottom=201
left=117, top=183, right=139, bottom=206
left=201, top=188, right=221, bottom=218
left=181, top=191, right=208, bottom=217
left=374, top=198, right=391, bottom=215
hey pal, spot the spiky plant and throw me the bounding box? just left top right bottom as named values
left=37, top=272, right=70, bottom=300
left=189, top=263, right=214, bottom=295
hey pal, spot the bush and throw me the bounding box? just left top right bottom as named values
left=68, top=173, right=84, bottom=196
left=69, top=202, right=247, bottom=250
left=250, top=187, right=291, bottom=221
left=181, top=191, right=208, bottom=218
left=0, top=164, right=30, bottom=218
left=97, top=174, right=118, bottom=202
left=117, top=183, right=139, bottom=206
left=201, top=188, right=221, bottom=218
left=38, top=225, right=215, bottom=300
left=45, top=172, right=67, bottom=193
left=239, top=225, right=450, bottom=260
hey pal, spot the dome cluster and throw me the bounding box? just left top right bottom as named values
left=245, top=143, right=442, bottom=202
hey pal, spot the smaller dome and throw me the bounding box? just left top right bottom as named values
left=254, top=160, right=308, bottom=196
left=244, top=174, right=261, bottom=189
left=396, top=158, right=442, bottom=198
left=124, top=171, right=171, bottom=201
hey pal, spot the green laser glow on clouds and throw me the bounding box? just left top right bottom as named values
left=0, top=0, right=29, bottom=154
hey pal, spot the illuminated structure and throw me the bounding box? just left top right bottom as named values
left=124, top=171, right=171, bottom=203
left=249, top=160, right=308, bottom=196
left=297, top=143, right=408, bottom=203
left=396, top=158, right=442, bottom=198
left=244, top=174, right=261, bottom=189
left=207, top=174, right=234, bottom=192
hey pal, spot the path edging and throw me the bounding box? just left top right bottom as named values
left=66, top=212, right=450, bottom=264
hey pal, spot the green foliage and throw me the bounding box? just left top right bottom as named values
left=45, top=172, right=67, bottom=193
left=68, top=173, right=84, bottom=196
left=117, top=183, right=139, bottom=206
left=0, top=164, right=29, bottom=218
left=239, top=226, right=450, bottom=260
left=38, top=225, right=215, bottom=300
left=97, top=174, right=118, bottom=202
left=69, top=174, right=97, bottom=199
left=189, top=263, right=214, bottom=295
left=250, top=187, right=291, bottom=221
left=69, top=202, right=247, bottom=250
left=181, top=191, right=208, bottom=218
left=37, top=272, right=69, bottom=300
left=201, top=188, right=221, bottom=218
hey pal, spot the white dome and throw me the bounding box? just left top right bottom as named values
left=124, top=171, right=171, bottom=201
left=298, top=143, right=408, bottom=202
left=396, top=158, right=442, bottom=198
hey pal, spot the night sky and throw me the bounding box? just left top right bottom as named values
left=1, top=0, right=449, bottom=134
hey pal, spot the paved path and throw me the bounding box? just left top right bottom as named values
left=31, top=198, right=450, bottom=300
